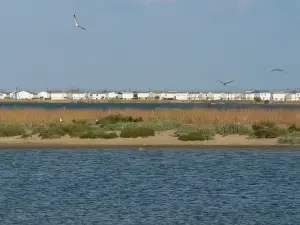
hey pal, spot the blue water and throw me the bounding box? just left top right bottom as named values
left=0, top=148, right=300, bottom=224
left=1, top=102, right=300, bottom=109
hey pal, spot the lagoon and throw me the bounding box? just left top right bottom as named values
left=0, top=148, right=300, bottom=224
left=1, top=102, right=300, bottom=109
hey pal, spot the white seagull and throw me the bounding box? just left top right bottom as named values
left=73, top=14, right=86, bottom=30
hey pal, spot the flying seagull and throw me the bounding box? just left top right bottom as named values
left=73, top=14, right=86, bottom=30
left=270, top=68, right=287, bottom=73
left=217, top=80, right=235, bottom=86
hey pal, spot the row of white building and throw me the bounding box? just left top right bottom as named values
left=1, top=89, right=300, bottom=101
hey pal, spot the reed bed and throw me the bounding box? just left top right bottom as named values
left=0, top=108, right=299, bottom=125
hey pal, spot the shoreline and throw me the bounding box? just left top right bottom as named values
left=0, top=135, right=299, bottom=149
left=0, top=143, right=299, bottom=149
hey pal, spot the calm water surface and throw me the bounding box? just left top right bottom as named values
left=2, top=102, right=300, bottom=109
left=0, top=148, right=300, bottom=224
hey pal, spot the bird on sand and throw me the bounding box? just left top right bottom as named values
left=269, top=68, right=287, bottom=73
left=73, top=14, right=86, bottom=30
left=217, top=80, right=235, bottom=86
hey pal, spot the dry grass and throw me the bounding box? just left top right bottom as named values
left=0, top=108, right=299, bottom=124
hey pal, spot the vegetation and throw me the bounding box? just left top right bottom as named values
left=252, top=121, right=287, bottom=139
left=0, top=108, right=299, bottom=125
left=120, top=127, right=155, bottom=138
left=178, top=126, right=215, bottom=141
left=1, top=109, right=300, bottom=145
left=215, top=123, right=252, bottom=136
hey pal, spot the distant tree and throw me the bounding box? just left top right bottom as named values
left=154, top=95, right=160, bottom=100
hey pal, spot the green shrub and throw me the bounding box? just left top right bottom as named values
left=96, top=115, right=143, bottom=127
left=122, top=119, right=183, bottom=131
left=0, top=124, right=26, bottom=137
left=252, top=120, right=276, bottom=131
left=59, top=123, right=91, bottom=137
left=21, top=133, right=31, bottom=138
left=178, top=131, right=214, bottom=141
left=72, top=119, right=90, bottom=125
left=278, top=133, right=300, bottom=145
left=80, top=130, right=118, bottom=139
left=215, top=123, right=252, bottom=135
left=197, top=126, right=216, bottom=138
left=38, top=126, right=65, bottom=139
left=120, top=127, right=155, bottom=138
left=178, top=126, right=215, bottom=141
left=288, top=123, right=300, bottom=133
left=33, top=122, right=92, bottom=138
left=102, top=122, right=125, bottom=131
left=252, top=121, right=287, bottom=139
left=173, top=124, right=200, bottom=137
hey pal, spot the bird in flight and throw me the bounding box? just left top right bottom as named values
left=270, top=68, right=287, bottom=73
left=73, top=14, right=86, bottom=30
left=217, top=80, right=235, bottom=86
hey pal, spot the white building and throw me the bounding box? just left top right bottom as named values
left=211, top=92, right=222, bottom=100
left=8, top=91, right=33, bottom=100
left=135, top=92, right=150, bottom=99
left=160, top=91, right=189, bottom=100
left=244, top=91, right=254, bottom=100
left=286, top=92, right=300, bottom=101
left=118, top=91, right=134, bottom=100
left=0, top=92, right=7, bottom=99
left=37, top=91, right=50, bottom=99
left=49, top=91, right=67, bottom=100
left=271, top=92, right=286, bottom=101
left=106, top=92, right=117, bottom=99
left=67, top=91, right=87, bottom=100
left=88, top=92, right=107, bottom=100
left=188, top=92, right=200, bottom=100
left=253, top=90, right=271, bottom=101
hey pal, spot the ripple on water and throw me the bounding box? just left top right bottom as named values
left=0, top=148, right=300, bottom=225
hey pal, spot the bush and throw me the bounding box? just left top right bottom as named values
left=38, top=127, right=65, bottom=139
left=173, top=124, right=200, bottom=137
left=33, top=122, right=92, bottom=138
left=80, top=130, right=118, bottom=139
left=96, top=115, right=143, bottom=127
left=0, top=124, right=26, bottom=137
left=288, top=123, right=300, bottom=133
left=178, top=126, right=215, bottom=141
left=120, top=127, right=155, bottom=138
left=252, top=121, right=286, bottom=139
left=278, top=133, right=300, bottom=145
left=215, top=123, right=252, bottom=135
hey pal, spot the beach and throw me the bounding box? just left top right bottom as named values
left=0, top=132, right=295, bottom=149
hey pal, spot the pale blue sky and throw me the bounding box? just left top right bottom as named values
left=0, top=0, right=299, bottom=91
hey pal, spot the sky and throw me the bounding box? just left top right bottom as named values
left=0, top=0, right=300, bottom=91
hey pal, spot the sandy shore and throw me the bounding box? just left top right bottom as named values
left=0, top=133, right=297, bottom=149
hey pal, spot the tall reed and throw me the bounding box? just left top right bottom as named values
left=0, top=108, right=299, bottom=125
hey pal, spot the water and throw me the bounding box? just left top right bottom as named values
left=1, top=148, right=300, bottom=224
left=1, top=102, right=300, bottom=109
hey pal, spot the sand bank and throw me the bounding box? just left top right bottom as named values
left=0, top=134, right=297, bottom=149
